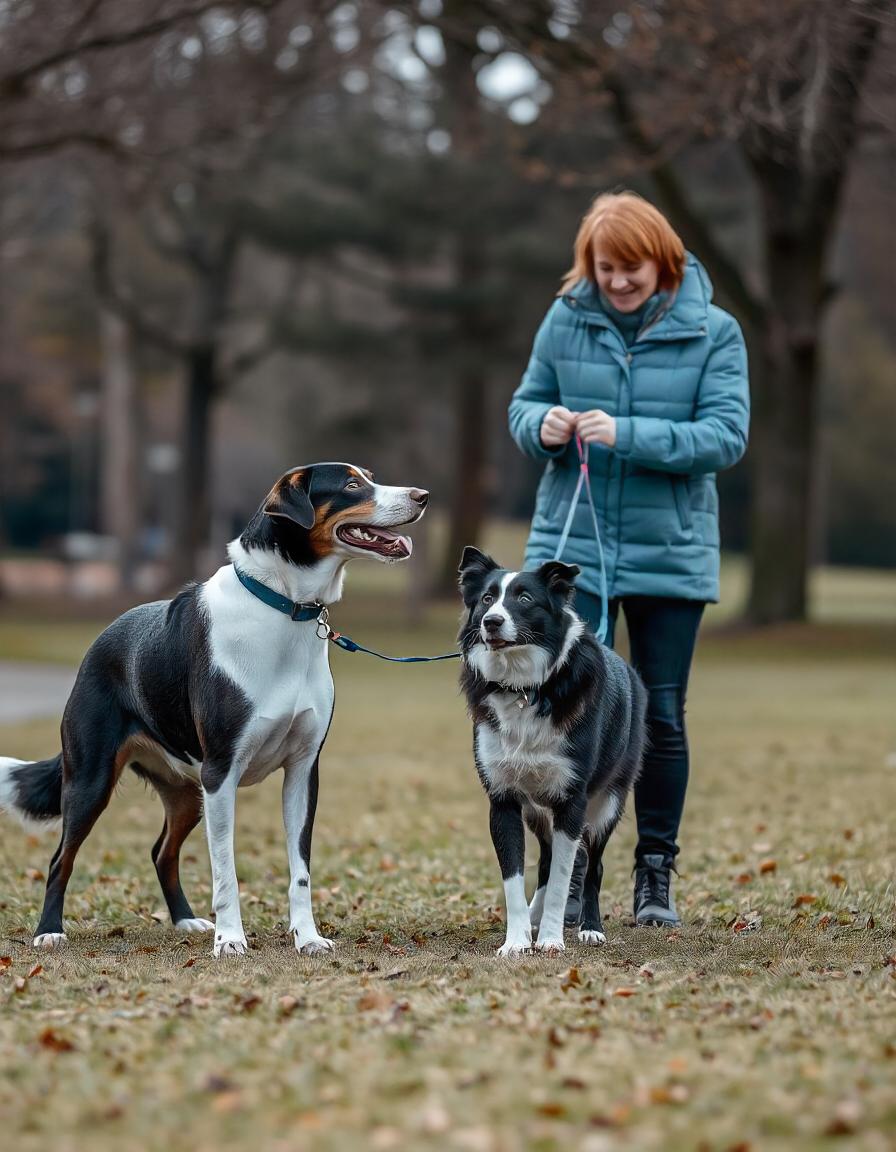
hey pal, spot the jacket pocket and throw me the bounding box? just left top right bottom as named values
left=670, top=475, right=693, bottom=533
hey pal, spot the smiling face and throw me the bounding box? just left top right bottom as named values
left=593, top=245, right=660, bottom=313
left=250, top=463, right=428, bottom=568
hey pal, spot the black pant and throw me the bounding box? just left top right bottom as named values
left=574, top=591, right=705, bottom=863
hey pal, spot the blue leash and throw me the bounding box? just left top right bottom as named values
left=327, top=633, right=460, bottom=662
left=234, top=565, right=461, bottom=663
left=553, top=435, right=609, bottom=644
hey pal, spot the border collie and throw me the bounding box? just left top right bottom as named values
left=458, top=548, right=647, bottom=954
left=0, top=463, right=426, bottom=957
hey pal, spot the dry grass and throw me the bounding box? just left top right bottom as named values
left=1, top=572, right=895, bottom=1151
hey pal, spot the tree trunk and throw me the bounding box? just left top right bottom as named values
left=99, top=308, right=140, bottom=591
left=434, top=2, right=490, bottom=596
left=438, top=358, right=488, bottom=594
left=170, top=344, right=215, bottom=586
left=746, top=163, right=830, bottom=624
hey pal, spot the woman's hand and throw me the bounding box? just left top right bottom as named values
left=539, top=406, right=578, bottom=448
left=577, top=409, right=617, bottom=448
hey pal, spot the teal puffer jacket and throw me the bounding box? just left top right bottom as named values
left=509, top=255, right=749, bottom=603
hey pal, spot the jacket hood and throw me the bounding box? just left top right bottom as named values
left=562, top=253, right=713, bottom=338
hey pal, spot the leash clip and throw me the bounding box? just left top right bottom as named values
left=316, top=605, right=331, bottom=639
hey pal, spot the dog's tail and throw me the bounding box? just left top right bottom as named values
left=0, top=754, right=63, bottom=830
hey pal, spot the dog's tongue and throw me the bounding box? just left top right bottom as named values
left=374, top=527, right=412, bottom=557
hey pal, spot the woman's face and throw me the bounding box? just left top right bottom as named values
left=593, top=246, right=660, bottom=312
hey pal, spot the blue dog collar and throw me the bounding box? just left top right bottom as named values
left=234, top=566, right=326, bottom=622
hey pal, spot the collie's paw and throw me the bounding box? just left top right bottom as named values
left=213, top=936, right=248, bottom=958
left=578, top=928, right=607, bottom=946
left=534, top=935, right=566, bottom=953
left=175, top=918, right=215, bottom=934
left=33, top=932, right=67, bottom=950
left=294, top=932, right=335, bottom=956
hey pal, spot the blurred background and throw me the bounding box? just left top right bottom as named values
left=0, top=0, right=893, bottom=627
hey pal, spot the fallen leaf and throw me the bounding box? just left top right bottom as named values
left=357, top=989, right=394, bottom=1012
left=559, top=967, right=581, bottom=991
left=0, top=956, right=12, bottom=970
left=212, top=1091, right=243, bottom=1114
left=613, top=987, right=637, bottom=998
left=203, top=1074, right=235, bottom=1094
left=759, top=859, right=777, bottom=874
left=649, top=1084, right=689, bottom=1105
left=26, top=963, right=43, bottom=979
left=826, top=1098, right=862, bottom=1135
left=278, top=995, right=301, bottom=1016
left=829, top=873, right=846, bottom=887
left=793, top=894, right=817, bottom=907
left=735, top=872, right=753, bottom=884
left=536, top=1102, right=566, bottom=1117
left=238, top=993, right=262, bottom=1014
left=38, top=1028, right=75, bottom=1052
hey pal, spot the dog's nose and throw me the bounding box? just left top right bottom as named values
left=482, top=614, right=504, bottom=632
left=409, top=488, right=429, bottom=508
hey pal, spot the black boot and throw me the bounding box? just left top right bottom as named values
left=633, top=853, right=680, bottom=927
left=564, top=843, right=588, bottom=927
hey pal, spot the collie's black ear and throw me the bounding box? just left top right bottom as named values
left=536, top=561, right=580, bottom=601
left=458, top=546, right=499, bottom=582
left=263, top=470, right=315, bottom=530
left=458, top=546, right=500, bottom=601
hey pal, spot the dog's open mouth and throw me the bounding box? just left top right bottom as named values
left=337, top=524, right=413, bottom=560
left=484, top=637, right=516, bottom=650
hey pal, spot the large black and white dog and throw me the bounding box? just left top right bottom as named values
left=458, top=548, right=647, bottom=955
left=0, top=463, right=426, bottom=957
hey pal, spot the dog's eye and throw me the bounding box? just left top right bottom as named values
left=482, top=593, right=494, bottom=606
left=345, top=479, right=363, bottom=491
left=518, top=592, right=533, bottom=604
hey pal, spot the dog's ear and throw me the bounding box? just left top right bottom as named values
left=263, top=470, right=315, bottom=530
left=458, top=546, right=499, bottom=603
left=535, top=561, right=580, bottom=601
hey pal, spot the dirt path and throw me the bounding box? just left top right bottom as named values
left=0, top=660, right=75, bottom=723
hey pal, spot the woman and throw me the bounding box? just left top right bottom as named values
left=508, top=191, right=749, bottom=928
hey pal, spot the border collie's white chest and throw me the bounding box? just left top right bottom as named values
left=475, top=691, right=575, bottom=802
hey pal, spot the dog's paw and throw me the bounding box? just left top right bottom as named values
left=497, top=929, right=532, bottom=957
left=175, top=918, right=215, bottom=934
left=534, top=935, right=566, bottom=953
left=33, top=932, right=67, bottom=950
left=578, top=928, right=607, bottom=946
left=294, top=932, right=335, bottom=956
left=213, top=936, right=248, bottom=958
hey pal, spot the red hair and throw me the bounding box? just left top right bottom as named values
left=560, top=191, right=686, bottom=295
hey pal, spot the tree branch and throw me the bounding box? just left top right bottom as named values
left=604, top=74, right=767, bottom=330
left=1, top=0, right=286, bottom=96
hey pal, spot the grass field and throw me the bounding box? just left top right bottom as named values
left=0, top=554, right=894, bottom=1152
